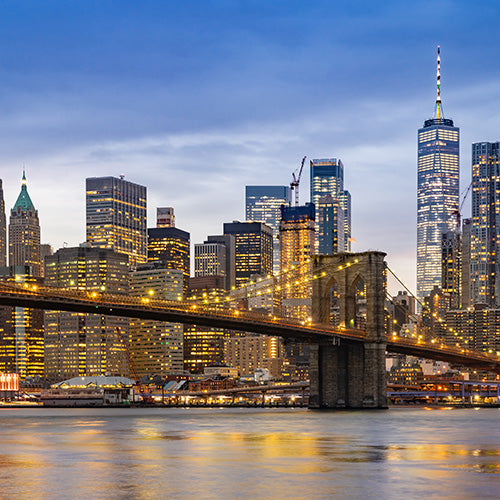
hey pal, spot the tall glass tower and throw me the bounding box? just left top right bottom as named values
left=245, top=186, right=290, bottom=274
left=417, top=47, right=459, bottom=300
left=310, top=159, right=351, bottom=253
left=470, top=142, right=500, bottom=306
left=86, top=176, right=147, bottom=268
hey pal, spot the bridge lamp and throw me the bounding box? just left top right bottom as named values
left=100, top=286, right=106, bottom=292
left=148, top=290, right=154, bottom=296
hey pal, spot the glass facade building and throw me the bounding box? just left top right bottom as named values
left=148, top=227, right=190, bottom=296
left=44, top=246, right=130, bottom=380
left=310, top=159, right=351, bottom=253
left=86, top=176, right=147, bottom=268
left=470, top=142, right=500, bottom=306
left=223, top=221, right=273, bottom=288
left=417, top=118, right=459, bottom=300
left=130, top=264, right=184, bottom=377
left=245, top=186, right=290, bottom=274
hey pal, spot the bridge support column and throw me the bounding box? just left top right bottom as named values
left=309, top=341, right=386, bottom=409
left=309, top=251, right=388, bottom=409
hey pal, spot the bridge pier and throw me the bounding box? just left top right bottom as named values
left=309, top=252, right=388, bottom=409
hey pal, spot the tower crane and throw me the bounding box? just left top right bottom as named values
left=453, top=182, right=472, bottom=230
left=290, top=156, right=306, bottom=207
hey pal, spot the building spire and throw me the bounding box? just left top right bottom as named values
left=435, top=45, right=442, bottom=120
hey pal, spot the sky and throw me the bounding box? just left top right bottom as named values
left=1, top=0, right=500, bottom=293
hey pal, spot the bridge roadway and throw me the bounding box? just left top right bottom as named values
left=1, top=282, right=500, bottom=373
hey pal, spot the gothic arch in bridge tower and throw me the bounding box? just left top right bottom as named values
left=309, top=251, right=388, bottom=409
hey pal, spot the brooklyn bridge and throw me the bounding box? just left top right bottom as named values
left=0, top=251, right=498, bottom=409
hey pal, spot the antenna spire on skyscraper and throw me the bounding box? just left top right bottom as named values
left=435, top=45, right=442, bottom=120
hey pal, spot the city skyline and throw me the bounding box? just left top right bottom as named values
left=1, top=2, right=500, bottom=293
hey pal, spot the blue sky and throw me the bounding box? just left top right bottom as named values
left=1, top=1, right=500, bottom=292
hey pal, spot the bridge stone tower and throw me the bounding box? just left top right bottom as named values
left=309, top=251, right=387, bottom=409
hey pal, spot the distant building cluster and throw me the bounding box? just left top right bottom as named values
left=0, top=130, right=353, bottom=387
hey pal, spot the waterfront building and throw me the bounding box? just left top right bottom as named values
left=44, top=245, right=129, bottom=381
left=417, top=47, right=459, bottom=300
left=148, top=227, right=190, bottom=295
left=224, top=335, right=284, bottom=378
left=157, top=207, right=175, bottom=228
left=86, top=176, right=147, bottom=268
left=310, top=158, right=351, bottom=253
left=183, top=326, right=230, bottom=374
left=129, top=263, right=183, bottom=378
left=245, top=186, right=290, bottom=274
left=279, top=203, right=315, bottom=320
left=470, top=142, right=500, bottom=306
left=184, top=278, right=228, bottom=374
left=0, top=266, right=44, bottom=379
left=223, top=221, right=273, bottom=288
left=445, top=304, right=500, bottom=353
left=0, top=179, right=6, bottom=267
left=442, top=231, right=461, bottom=309
left=9, top=172, right=41, bottom=277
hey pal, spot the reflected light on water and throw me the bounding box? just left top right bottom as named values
left=0, top=408, right=499, bottom=499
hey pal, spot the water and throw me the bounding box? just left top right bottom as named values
left=0, top=407, right=499, bottom=499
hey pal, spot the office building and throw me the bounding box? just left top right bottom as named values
left=184, top=278, right=228, bottom=374
left=130, top=264, right=184, bottom=377
left=279, top=203, right=315, bottom=320
left=417, top=48, right=459, bottom=300
left=157, top=207, right=175, bottom=228
left=9, top=172, right=41, bottom=277
left=316, top=194, right=344, bottom=254
left=245, top=186, right=290, bottom=273
left=148, top=227, right=190, bottom=295
left=224, top=335, right=284, bottom=377
left=195, top=234, right=235, bottom=290
left=442, top=231, right=461, bottom=309
left=86, top=176, right=147, bottom=268
left=446, top=305, right=500, bottom=353
left=223, top=221, right=273, bottom=288
left=310, top=158, right=351, bottom=253
left=470, top=142, right=500, bottom=306
left=0, top=266, right=44, bottom=379
left=0, top=180, right=6, bottom=267
left=44, top=246, right=129, bottom=381
left=461, top=218, right=472, bottom=308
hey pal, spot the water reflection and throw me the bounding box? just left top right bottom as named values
left=0, top=408, right=499, bottom=499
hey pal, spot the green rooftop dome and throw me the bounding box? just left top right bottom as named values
left=13, top=171, right=36, bottom=212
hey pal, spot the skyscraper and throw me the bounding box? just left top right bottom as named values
left=9, top=172, right=41, bottom=277
left=194, top=234, right=235, bottom=290
left=223, top=221, right=273, bottom=287
left=157, top=207, right=175, bottom=228
left=316, top=194, right=345, bottom=254
left=279, top=203, right=315, bottom=320
left=470, top=142, right=500, bottom=306
left=86, top=176, right=147, bottom=268
left=310, top=159, right=351, bottom=253
left=44, top=245, right=129, bottom=380
left=417, top=47, right=459, bottom=300
left=130, top=263, right=184, bottom=377
left=245, top=186, right=290, bottom=273
left=147, top=227, right=190, bottom=295
left=0, top=179, right=6, bottom=267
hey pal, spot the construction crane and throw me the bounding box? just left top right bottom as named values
left=290, top=156, right=306, bottom=207
left=453, top=182, right=472, bottom=230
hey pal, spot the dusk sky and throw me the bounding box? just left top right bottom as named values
left=1, top=1, right=500, bottom=293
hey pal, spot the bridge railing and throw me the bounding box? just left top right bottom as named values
left=0, top=281, right=366, bottom=339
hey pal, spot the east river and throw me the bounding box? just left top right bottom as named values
left=0, top=407, right=499, bottom=499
